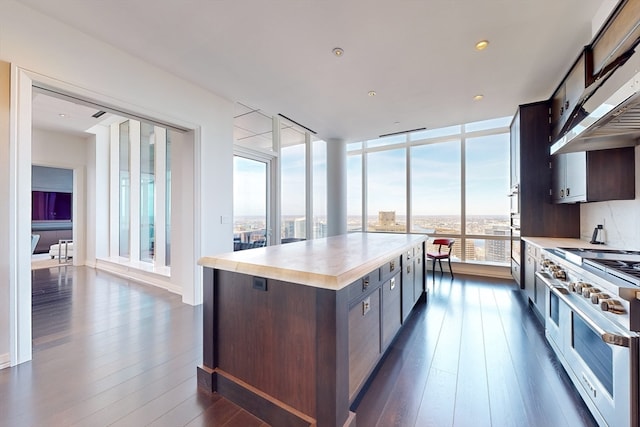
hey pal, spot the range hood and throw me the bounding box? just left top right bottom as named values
left=550, top=47, right=640, bottom=155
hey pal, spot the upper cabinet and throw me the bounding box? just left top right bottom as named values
left=590, top=0, right=640, bottom=78
left=552, top=147, right=635, bottom=204
left=552, top=152, right=587, bottom=203
left=550, top=0, right=640, bottom=150
left=551, top=53, right=586, bottom=140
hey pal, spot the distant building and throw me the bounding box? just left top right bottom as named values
left=294, top=218, right=306, bottom=238
left=485, top=226, right=510, bottom=263
left=370, top=211, right=405, bottom=232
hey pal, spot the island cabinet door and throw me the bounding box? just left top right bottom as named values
left=381, top=272, right=402, bottom=350
left=401, top=249, right=415, bottom=323
left=413, top=244, right=425, bottom=303
left=348, top=288, right=381, bottom=401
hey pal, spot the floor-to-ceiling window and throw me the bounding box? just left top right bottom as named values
left=233, top=103, right=327, bottom=248
left=233, top=155, right=269, bottom=250
left=348, top=116, right=511, bottom=265
left=312, top=139, right=327, bottom=239
left=465, top=132, right=510, bottom=263
left=280, top=118, right=307, bottom=242
left=346, top=142, right=363, bottom=232
left=367, top=147, right=406, bottom=232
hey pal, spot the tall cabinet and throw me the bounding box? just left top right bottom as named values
left=510, top=102, right=580, bottom=314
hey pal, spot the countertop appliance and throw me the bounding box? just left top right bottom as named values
left=537, top=247, right=640, bottom=427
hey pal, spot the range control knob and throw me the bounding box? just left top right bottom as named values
left=574, top=282, right=589, bottom=293
left=568, top=282, right=578, bottom=293
left=591, top=293, right=609, bottom=304
left=583, top=287, right=600, bottom=298
left=601, top=300, right=626, bottom=314
left=553, top=269, right=567, bottom=280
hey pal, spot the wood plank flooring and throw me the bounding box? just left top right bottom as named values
left=354, top=274, right=598, bottom=427
left=0, top=267, right=597, bottom=426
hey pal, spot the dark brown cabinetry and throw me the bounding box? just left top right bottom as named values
left=551, top=52, right=586, bottom=140
left=349, top=286, right=381, bottom=399
left=198, top=237, right=426, bottom=427
left=510, top=102, right=580, bottom=286
left=401, top=244, right=424, bottom=323
left=552, top=147, right=635, bottom=203
left=381, top=273, right=402, bottom=351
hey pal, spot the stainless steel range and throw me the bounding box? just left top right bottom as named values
left=537, top=247, right=640, bottom=427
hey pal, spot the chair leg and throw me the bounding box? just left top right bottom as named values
left=438, top=259, right=443, bottom=275
left=432, top=259, right=435, bottom=281
left=448, top=257, right=453, bottom=278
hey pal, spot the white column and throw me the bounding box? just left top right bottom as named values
left=326, top=138, right=347, bottom=236
left=154, top=127, right=166, bottom=267
left=129, top=121, right=141, bottom=262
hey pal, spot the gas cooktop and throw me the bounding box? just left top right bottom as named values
left=557, top=247, right=640, bottom=259
left=553, top=247, right=640, bottom=287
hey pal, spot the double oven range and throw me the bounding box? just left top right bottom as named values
left=536, top=247, right=640, bottom=427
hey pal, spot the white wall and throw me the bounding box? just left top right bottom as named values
left=580, top=145, right=640, bottom=249
left=32, top=129, right=88, bottom=167
left=0, top=0, right=234, bottom=366
left=0, top=62, right=11, bottom=368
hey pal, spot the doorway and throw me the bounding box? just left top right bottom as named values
left=31, top=165, right=74, bottom=268
left=233, top=155, right=270, bottom=250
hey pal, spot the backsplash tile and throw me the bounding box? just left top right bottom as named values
left=580, top=145, right=639, bottom=250
left=581, top=200, right=640, bottom=249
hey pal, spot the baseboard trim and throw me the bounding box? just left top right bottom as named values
left=0, top=353, right=11, bottom=370
left=205, top=369, right=317, bottom=427
left=95, top=258, right=179, bottom=295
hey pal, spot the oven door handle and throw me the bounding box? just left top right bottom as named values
left=537, top=271, right=632, bottom=348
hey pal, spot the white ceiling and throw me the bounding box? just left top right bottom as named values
left=22, top=0, right=612, bottom=143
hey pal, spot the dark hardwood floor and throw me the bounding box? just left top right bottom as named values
left=0, top=266, right=597, bottom=426
left=354, top=273, right=598, bottom=427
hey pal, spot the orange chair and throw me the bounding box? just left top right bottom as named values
left=427, top=238, right=455, bottom=279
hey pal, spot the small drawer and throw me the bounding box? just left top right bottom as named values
left=348, top=271, right=380, bottom=302
left=379, top=255, right=401, bottom=282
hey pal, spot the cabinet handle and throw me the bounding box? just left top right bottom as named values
left=389, top=260, right=395, bottom=272
left=390, top=277, right=396, bottom=290
left=560, top=189, right=564, bottom=198
left=362, top=276, right=369, bottom=291
left=362, top=297, right=371, bottom=315
left=407, top=265, right=411, bottom=274
left=566, top=187, right=570, bottom=197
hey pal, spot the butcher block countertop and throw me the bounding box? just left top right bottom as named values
left=198, top=232, right=426, bottom=290
left=522, top=236, right=616, bottom=250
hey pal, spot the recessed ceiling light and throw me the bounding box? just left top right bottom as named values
left=473, top=94, right=484, bottom=101
left=368, top=90, right=377, bottom=97
left=475, top=40, right=489, bottom=51
left=58, top=113, right=68, bottom=118
left=332, top=47, right=344, bottom=57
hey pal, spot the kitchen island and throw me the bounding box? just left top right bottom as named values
left=197, top=232, right=426, bottom=427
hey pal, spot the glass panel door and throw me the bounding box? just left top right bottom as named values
left=233, top=156, right=269, bottom=250
left=140, top=123, right=155, bottom=262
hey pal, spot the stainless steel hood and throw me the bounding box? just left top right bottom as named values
left=550, top=48, right=640, bottom=155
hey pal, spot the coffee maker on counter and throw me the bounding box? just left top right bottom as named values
left=590, top=224, right=605, bottom=245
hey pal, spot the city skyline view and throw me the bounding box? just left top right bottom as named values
left=233, top=116, right=512, bottom=264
